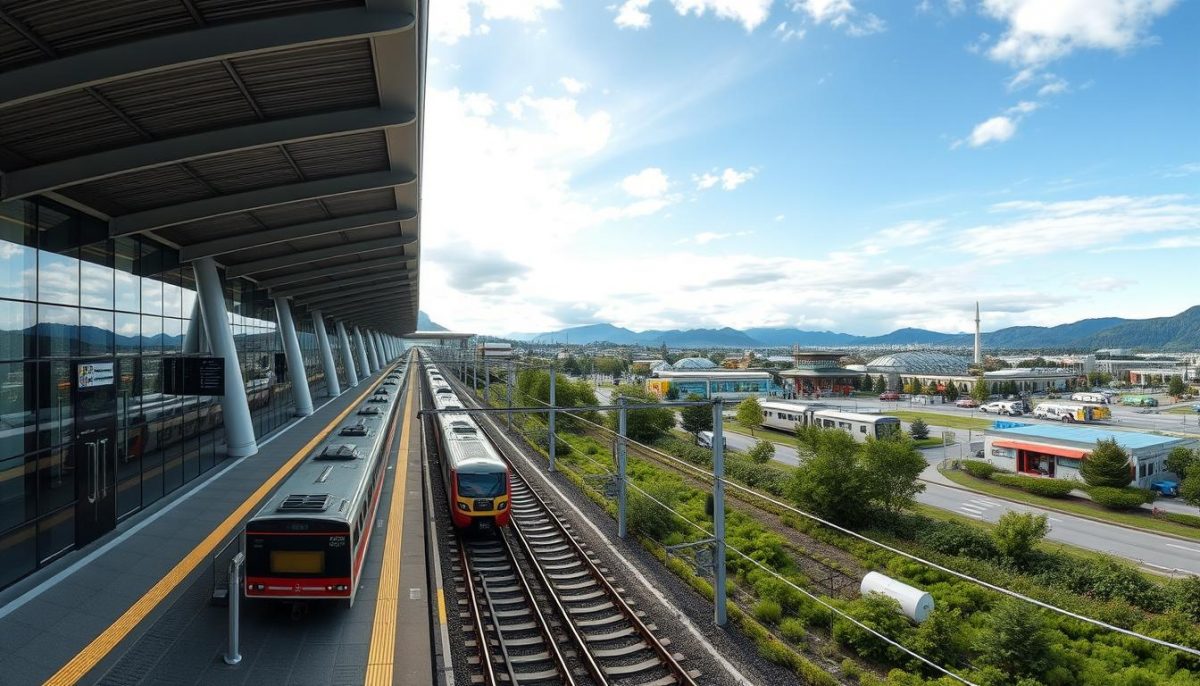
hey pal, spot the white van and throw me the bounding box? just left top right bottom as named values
left=697, top=431, right=727, bottom=449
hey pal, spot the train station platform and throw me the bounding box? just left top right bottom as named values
left=0, top=364, right=440, bottom=686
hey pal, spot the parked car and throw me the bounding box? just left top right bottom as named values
left=980, top=401, right=1022, bottom=416
left=1150, top=480, right=1179, bottom=497
left=697, top=431, right=727, bottom=449
left=879, top=392, right=900, bottom=401
left=955, top=399, right=979, bottom=408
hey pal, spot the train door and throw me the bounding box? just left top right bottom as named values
left=74, top=359, right=119, bottom=546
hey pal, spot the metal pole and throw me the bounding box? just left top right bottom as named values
left=224, top=552, right=245, bottom=665
left=507, top=359, right=514, bottom=429
left=712, top=398, right=727, bottom=627
left=484, top=355, right=490, bottom=404
left=549, top=362, right=557, bottom=472
left=617, top=395, right=627, bottom=539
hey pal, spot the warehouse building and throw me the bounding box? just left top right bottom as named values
left=983, top=424, right=1195, bottom=488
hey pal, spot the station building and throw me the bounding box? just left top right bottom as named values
left=646, top=370, right=781, bottom=400
left=863, top=351, right=1075, bottom=394
left=983, top=424, right=1195, bottom=488
left=777, top=351, right=864, bottom=397
left=0, top=0, right=424, bottom=590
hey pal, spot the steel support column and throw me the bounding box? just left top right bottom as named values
left=193, top=257, right=257, bottom=458
left=182, top=298, right=207, bottom=354
left=366, top=330, right=381, bottom=371
left=273, top=297, right=314, bottom=417
left=312, top=310, right=341, bottom=397
left=354, top=327, right=372, bottom=375
left=337, top=321, right=359, bottom=387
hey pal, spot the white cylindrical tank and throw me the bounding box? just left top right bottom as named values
left=860, top=572, right=935, bottom=623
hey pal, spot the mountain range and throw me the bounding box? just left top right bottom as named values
left=506, top=306, right=1200, bottom=351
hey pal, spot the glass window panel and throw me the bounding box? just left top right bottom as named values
left=37, top=250, right=79, bottom=307
left=140, top=277, right=162, bottom=315
left=38, top=505, right=74, bottom=563
left=0, top=453, right=35, bottom=530
left=36, top=361, right=73, bottom=449
left=162, top=317, right=183, bottom=355
left=162, top=278, right=183, bottom=320
left=115, top=312, right=140, bottom=356
left=79, top=308, right=114, bottom=357
left=0, top=362, right=36, bottom=460
left=37, top=447, right=74, bottom=515
left=0, top=523, right=36, bottom=589
left=37, top=304, right=78, bottom=358
left=79, top=260, right=114, bottom=310
left=0, top=299, right=35, bottom=361
left=181, top=288, right=197, bottom=320
left=141, top=315, right=162, bottom=355
left=0, top=201, right=37, bottom=302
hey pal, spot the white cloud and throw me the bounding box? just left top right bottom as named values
left=615, top=0, right=653, bottom=28
left=773, top=21, right=805, bottom=41
left=669, top=0, right=774, bottom=31
left=955, top=194, right=1200, bottom=256
left=1163, top=162, right=1200, bottom=178
left=678, top=230, right=754, bottom=245
left=559, top=76, right=587, bottom=95
left=1037, top=76, right=1069, bottom=96
left=980, top=0, right=1179, bottom=67
left=621, top=167, right=671, bottom=198
left=693, top=172, right=719, bottom=190
left=792, top=0, right=885, bottom=35
left=1007, top=100, right=1038, bottom=115
left=720, top=167, right=756, bottom=190
left=433, top=0, right=560, bottom=44
left=959, top=115, right=1017, bottom=148
left=774, top=214, right=785, bottom=221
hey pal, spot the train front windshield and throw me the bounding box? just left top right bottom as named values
left=458, top=472, right=506, bottom=498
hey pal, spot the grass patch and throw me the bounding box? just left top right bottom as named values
left=1164, top=405, right=1198, bottom=415
left=886, top=410, right=993, bottom=432
left=939, top=468, right=1200, bottom=541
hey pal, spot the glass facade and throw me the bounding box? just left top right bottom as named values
left=0, top=198, right=337, bottom=590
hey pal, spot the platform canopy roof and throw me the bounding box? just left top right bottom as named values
left=0, top=0, right=426, bottom=334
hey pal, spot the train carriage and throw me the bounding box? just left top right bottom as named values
left=243, top=366, right=405, bottom=605
left=759, top=400, right=901, bottom=442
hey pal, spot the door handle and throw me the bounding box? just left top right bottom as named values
left=86, top=442, right=97, bottom=504
left=99, top=438, right=109, bottom=498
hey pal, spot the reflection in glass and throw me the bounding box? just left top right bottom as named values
left=141, top=315, right=162, bottom=355
left=115, top=312, right=140, bottom=355
left=80, top=260, right=114, bottom=310
left=141, top=277, right=162, bottom=316
left=0, top=208, right=37, bottom=300
left=0, top=523, right=35, bottom=589
left=80, top=308, right=114, bottom=356
left=0, top=299, right=35, bottom=361
left=0, top=362, right=34, bottom=460
left=162, top=317, right=183, bottom=355
left=0, top=454, right=35, bottom=530
left=38, top=250, right=79, bottom=307
left=38, top=304, right=78, bottom=358
left=38, top=361, right=73, bottom=449
left=162, top=278, right=183, bottom=320
left=38, top=506, right=74, bottom=563
left=37, top=447, right=74, bottom=515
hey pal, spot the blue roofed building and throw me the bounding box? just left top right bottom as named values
left=983, top=423, right=1197, bottom=488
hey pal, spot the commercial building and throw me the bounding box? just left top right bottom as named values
left=983, top=424, right=1195, bottom=488
left=863, top=352, right=1076, bottom=394
left=0, top=0, right=424, bottom=589
left=646, top=370, right=781, bottom=400
left=778, top=350, right=864, bottom=397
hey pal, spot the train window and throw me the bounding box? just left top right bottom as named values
left=458, top=472, right=506, bottom=498
left=860, top=426, right=867, bottom=434
left=270, top=550, right=325, bottom=574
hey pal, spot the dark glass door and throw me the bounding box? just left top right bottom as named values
left=73, top=359, right=118, bottom=546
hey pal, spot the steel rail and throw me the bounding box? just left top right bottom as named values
left=458, top=546, right=500, bottom=686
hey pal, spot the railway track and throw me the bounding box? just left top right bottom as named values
left=432, top=362, right=700, bottom=686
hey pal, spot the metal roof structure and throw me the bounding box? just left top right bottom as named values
left=0, top=0, right=426, bottom=334
left=672, top=357, right=719, bottom=369
left=988, top=424, right=1190, bottom=451
left=866, top=351, right=971, bottom=376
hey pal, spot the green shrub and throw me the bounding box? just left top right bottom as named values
left=753, top=599, right=783, bottom=624
left=915, top=519, right=997, bottom=559
left=1158, top=510, right=1200, bottom=528
left=992, top=473, right=1076, bottom=498
left=1088, top=486, right=1154, bottom=510
left=780, top=617, right=808, bottom=643
left=962, top=459, right=998, bottom=479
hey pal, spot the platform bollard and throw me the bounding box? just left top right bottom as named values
left=225, top=552, right=245, bottom=665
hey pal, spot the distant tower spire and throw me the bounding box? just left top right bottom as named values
left=974, top=301, right=982, bottom=364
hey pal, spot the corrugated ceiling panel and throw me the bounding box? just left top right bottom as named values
left=96, top=62, right=258, bottom=139
left=284, top=232, right=350, bottom=253
left=1, top=1, right=193, bottom=65
left=63, top=163, right=214, bottom=214
left=221, top=241, right=298, bottom=263
left=188, top=145, right=299, bottom=194
left=157, top=212, right=261, bottom=246
left=337, top=223, right=398, bottom=242
left=321, top=188, right=395, bottom=216
left=0, top=90, right=142, bottom=166
left=0, top=20, right=45, bottom=73
left=251, top=200, right=328, bottom=228
left=194, top=0, right=360, bottom=22
left=234, top=40, right=377, bottom=119
left=286, top=130, right=386, bottom=179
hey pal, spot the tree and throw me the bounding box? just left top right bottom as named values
left=944, top=381, right=959, bottom=402
left=1080, top=438, right=1133, bottom=488
left=1180, top=463, right=1200, bottom=508
left=1166, top=446, right=1198, bottom=479
left=974, top=599, right=1052, bottom=679
left=909, top=416, right=930, bottom=440
left=664, top=384, right=680, bottom=401
left=680, top=393, right=712, bottom=440
left=606, top=385, right=675, bottom=442
left=859, top=437, right=926, bottom=514
left=736, top=397, right=764, bottom=437
left=991, top=511, right=1048, bottom=566
left=1169, top=375, right=1187, bottom=398
left=971, top=377, right=990, bottom=403
left=748, top=439, right=775, bottom=464
left=874, top=375, right=887, bottom=394
left=788, top=428, right=866, bottom=525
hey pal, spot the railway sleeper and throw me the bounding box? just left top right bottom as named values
left=558, top=589, right=606, bottom=603
left=590, top=640, right=651, bottom=658
left=603, top=658, right=669, bottom=677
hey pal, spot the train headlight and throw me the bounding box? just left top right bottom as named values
left=498, top=501, right=507, bottom=510
left=457, top=502, right=470, bottom=511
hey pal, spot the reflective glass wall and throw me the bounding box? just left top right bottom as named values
left=0, top=198, right=321, bottom=590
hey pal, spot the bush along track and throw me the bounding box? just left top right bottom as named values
left=472, top=372, right=1200, bottom=686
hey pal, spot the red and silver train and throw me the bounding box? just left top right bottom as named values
left=424, top=362, right=511, bottom=530
left=242, top=365, right=405, bottom=604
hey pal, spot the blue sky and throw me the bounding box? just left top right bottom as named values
left=420, top=0, right=1199, bottom=337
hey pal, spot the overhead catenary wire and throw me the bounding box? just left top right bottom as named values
left=457, top=361, right=1200, bottom=660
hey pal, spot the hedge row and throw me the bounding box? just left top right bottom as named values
left=991, top=473, right=1077, bottom=498
left=961, top=459, right=998, bottom=479
left=1157, top=510, right=1200, bottom=529
left=1086, top=486, right=1154, bottom=511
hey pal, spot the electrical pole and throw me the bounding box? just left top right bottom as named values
left=507, top=358, right=514, bottom=429
left=617, top=395, right=627, bottom=539
left=712, top=398, right=727, bottom=627
left=549, top=361, right=557, bottom=472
